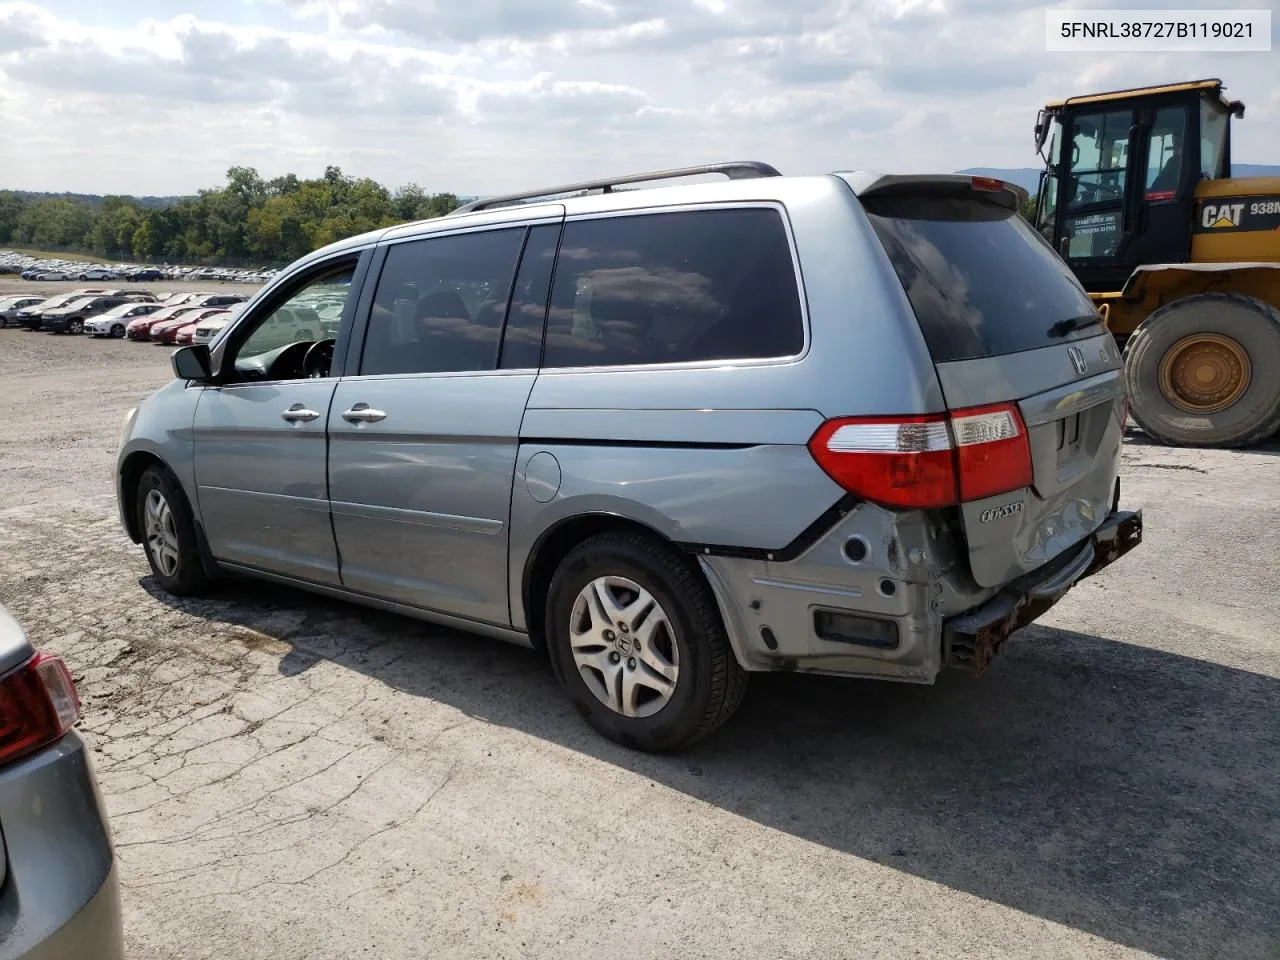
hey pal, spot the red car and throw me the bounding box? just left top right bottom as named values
left=173, top=323, right=200, bottom=346
left=151, top=309, right=227, bottom=345
left=126, top=305, right=201, bottom=341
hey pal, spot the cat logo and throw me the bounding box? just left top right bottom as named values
left=1202, top=203, right=1245, bottom=229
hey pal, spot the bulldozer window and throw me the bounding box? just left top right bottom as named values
left=1035, top=121, right=1061, bottom=243
left=1068, top=109, right=1130, bottom=209
left=1145, top=106, right=1187, bottom=201
left=1201, top=99, right=1229, bottom=180
left=1064, top=109, right=1131, bottom=259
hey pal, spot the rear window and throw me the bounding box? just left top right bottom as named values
left=862, top=196, right=1101, bottom=362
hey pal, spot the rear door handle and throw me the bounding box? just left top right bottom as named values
left=281, top=403, right=320, bottom=423
left=342, top=403, right=387, bottom=424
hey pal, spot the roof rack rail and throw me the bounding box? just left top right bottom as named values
left=450, top=161, right=783, bottom=215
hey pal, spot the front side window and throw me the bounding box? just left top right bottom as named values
left=238, top=268, right=354, bottom=362
left=1145, top=106, right=1187, bottom=200
left=542, top=208, right=803, bottom=369
left=360, top=228, right=526, bottom=376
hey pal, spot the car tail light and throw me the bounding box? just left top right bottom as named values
left=0, top=653, right=81, bottom=766
left=949, top=404, right=1033, bottom=501
left=970, top=176, right=1005, bottom=192
left=808, top=403, right=1032, bottom=510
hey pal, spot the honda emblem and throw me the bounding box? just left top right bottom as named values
left=1068, top=345, right=1088, bottom=376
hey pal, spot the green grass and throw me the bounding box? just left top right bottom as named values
left=3, top=247, right=105, bottom=263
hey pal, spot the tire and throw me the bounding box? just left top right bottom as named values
left=135, top=465, right=211, bottom=596
left=1124, top=292, right=1280, bottom=448
left=110, top=324, right=125, bottom=338
left=544, top=531, right=747, bottom=752
left=68, top=318, right=83, bottom=335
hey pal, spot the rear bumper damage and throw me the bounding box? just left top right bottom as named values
left=943, top=509, right=1143, bottom=675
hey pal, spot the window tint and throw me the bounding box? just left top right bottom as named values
left=361, top=229, right=525, bottom=376
left=1145, top=106, right=1187, bottom=199
left=863, top=195, right=1100, bottom=363
left=542, top=208, right=803, bottom=369
left=239, top=268, right=354, bottom=361
left=500, top=223, right=560, bottom=369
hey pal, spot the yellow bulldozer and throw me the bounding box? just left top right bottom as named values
left=1032, top=78, right=1280, bottom=447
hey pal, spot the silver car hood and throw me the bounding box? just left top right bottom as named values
left=0, top=604, right=33, bottom=676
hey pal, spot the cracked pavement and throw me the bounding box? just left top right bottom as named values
left=1, top=329, right=1278, bottom=959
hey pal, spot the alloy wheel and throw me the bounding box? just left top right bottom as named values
left=569, top=576, right=680, bottom=718
left=143, top=489, right=181, bottom=578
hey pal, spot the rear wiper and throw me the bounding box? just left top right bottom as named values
left=1047, top=315, right=1103, bottom=338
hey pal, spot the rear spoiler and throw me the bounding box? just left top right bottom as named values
left=836, top=173, right=1029, bottom=212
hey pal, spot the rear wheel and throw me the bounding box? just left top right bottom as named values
left=1124, top=293, right=1280, bottom=447
left=545, top=531, right=746, bottom=752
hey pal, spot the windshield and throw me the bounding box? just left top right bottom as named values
left=56, top=297, right=98, bottom=311
left=863, top=194, right=1101, bottom=362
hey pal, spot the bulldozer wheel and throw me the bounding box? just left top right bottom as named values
left=1124, top=293, right=1280, bottom=448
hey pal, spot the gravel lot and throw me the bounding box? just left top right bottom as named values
left=1, top=329, right=1277, bottom=960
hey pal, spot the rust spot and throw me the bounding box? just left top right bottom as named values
left=945, top=512, right=1142, bottom=675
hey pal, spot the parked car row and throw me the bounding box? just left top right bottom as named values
left=0, top=249, right=279, bottom=284
left=0, top=289, right=248, bottom=341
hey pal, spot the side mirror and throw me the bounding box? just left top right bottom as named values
left=172, top=344, right=213, bottom=382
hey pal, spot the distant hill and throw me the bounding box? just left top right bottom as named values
left=2, top=190, right=193, bottom=209
left=956, top=164, right=1280, bottom=193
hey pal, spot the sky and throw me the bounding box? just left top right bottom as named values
left=0, top=0, right=1276, bottom=196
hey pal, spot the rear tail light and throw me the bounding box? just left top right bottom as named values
left=950, top=404, right=1033, bottom=501
left=970, top=176, right=1006, bottom=192
left=808, top=403, right=1032, bottom=510
left=0, top=653, right=81, bottom=766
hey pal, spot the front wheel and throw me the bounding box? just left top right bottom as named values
left=68, top=318, right=83, bottom=335
left=136, top=465, right=211, bottom=596
left=1124, top=293, right=1280, bottom=448
left=545, top=531, right=746, bottom=752
left=110, top=323, right=125, bottom=338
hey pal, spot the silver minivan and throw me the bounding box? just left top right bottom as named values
left=117, top=162, right=1142, bottom=751
left=0, top=605, right=123, bottom=959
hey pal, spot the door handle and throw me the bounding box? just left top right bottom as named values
left=342, top=403, right=387, bottom=424
left=281, top=403, right=320, bottom=423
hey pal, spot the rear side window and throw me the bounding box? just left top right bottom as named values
left=863, top=196, right=1101, bottom=362
left=361, top=228, right=525, bottom=375
left=542, top=208, right=804, bottom=369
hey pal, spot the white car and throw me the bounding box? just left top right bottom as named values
left=191, top=315, right=234, bottom=346
left=36, top=271, right=69, bottom=281
left=84, top=302, right=164, bottom=338
left=79, top=269, right=117, bottom=281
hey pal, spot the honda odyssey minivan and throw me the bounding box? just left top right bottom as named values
left=116, top=162, right=1142, bottom=751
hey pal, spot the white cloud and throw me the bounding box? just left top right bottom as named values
left=0, top=0, right=1276, bottom=196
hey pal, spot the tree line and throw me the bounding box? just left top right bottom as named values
left=0, top=166, right=461, bottom=266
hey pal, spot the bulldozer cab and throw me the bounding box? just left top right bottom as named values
left=1033, top=79, right=1244, bottom=293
